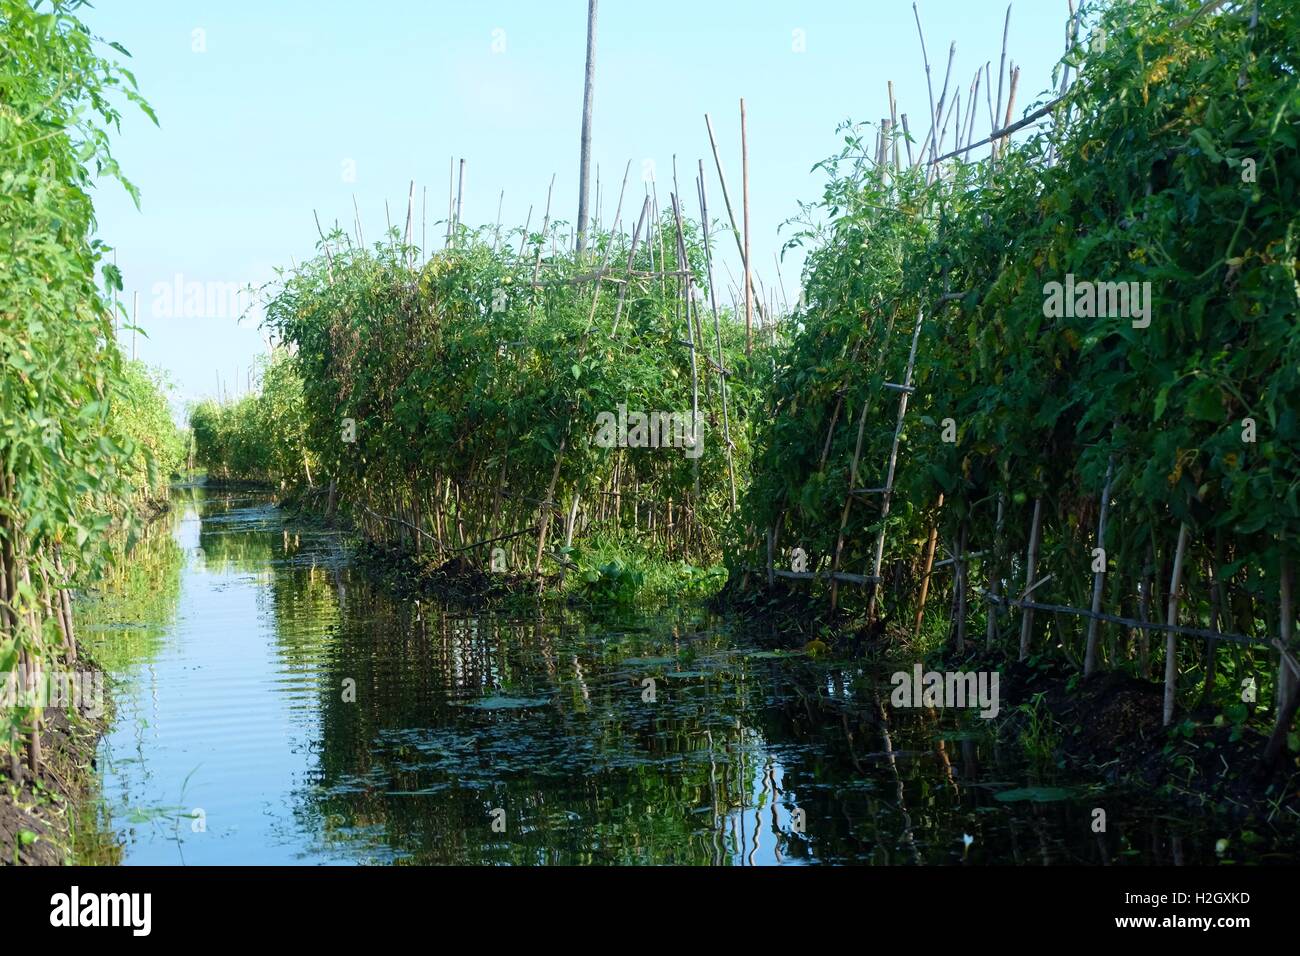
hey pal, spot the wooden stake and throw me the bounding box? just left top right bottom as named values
left=703, top=113, right=764, bottom=326
left=1162, top=522, right=1191, bottom=726
left=867, top=307, right=925, bottom=623
left=994, top=4, right=1012, bottom=161
left=986, top=494, right=1005, bottom=649
left=955, top=519, right=970, bottom=653
left=1084, top=457, right=1115, bottom=677
left=455, top=159, right=466, bottom=239
left=914, top=494, right=945, bottom=637
left=741, top=99, right=753, bottom=353
left=576, top=0, right=598, bottom=255
left=1018, top=497, right=1043, bottom=661
left=1263, top=557, right=1298, bottom=769
left=697, top=164, right=737, bottom=511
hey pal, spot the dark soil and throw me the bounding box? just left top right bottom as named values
left=352, top=540, right=544, bottom=607
left=0, top=664, right=111, bottom=866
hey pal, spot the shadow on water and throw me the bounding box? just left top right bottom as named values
left=77, top=487, right=1250, bottom=865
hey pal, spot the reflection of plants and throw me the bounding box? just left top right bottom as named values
left=1017, top=692, right=1061, bottom=771
left=79, top=518, right=185, bottom=672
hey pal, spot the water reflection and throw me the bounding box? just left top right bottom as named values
left=81, top=489, right=1239, bottom=865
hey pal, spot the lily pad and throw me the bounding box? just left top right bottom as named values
left=461, top=695, right=549, bottom=710
left=993, top=786, right=1077, bottom=803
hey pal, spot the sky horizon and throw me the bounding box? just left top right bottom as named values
left=83, top=0, right=1075, bottom=419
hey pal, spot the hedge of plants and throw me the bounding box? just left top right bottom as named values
left=1, top=0, right=179, bottom=775
left=737, top=0, right=1298, bottom=734
left=190, top=349, right=313, bottom=486
left=251, top=209, right=764, bottom=578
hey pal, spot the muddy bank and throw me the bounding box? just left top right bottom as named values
left=0, top=659, right=114, bottom=866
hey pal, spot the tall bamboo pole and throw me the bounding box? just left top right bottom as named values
left=697, top=163, right=736, bottom=511
left=1162, top=523, right=1191, bottom=726
left=1083, top=457, right=1115, bottom=677
left=576, top=0, right=599, bottom=255
left=1018, top=498, right=1043, bottom=661
left=741, top=98, right=752, bottom=353
left=1263, top=558, right=1298, bottom=769
left=914, top=494, right=945, bottom=637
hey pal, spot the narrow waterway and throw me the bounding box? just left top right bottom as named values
left=78, top=486, right=1233, bottom=865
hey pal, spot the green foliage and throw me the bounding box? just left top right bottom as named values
left=112, top=362, right=186, bottom=502
left=0, top=0, right=163, bottom=759
left=739, top=0, right=1299, bottom=702
left=189, top=349, right=312, bottom=485
left=262, top=214, right=762, bottom=579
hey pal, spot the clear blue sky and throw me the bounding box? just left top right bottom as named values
left=84, top=0, right=1072, bottom=414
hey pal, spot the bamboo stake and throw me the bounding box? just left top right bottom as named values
left=1262, top=558, right=1297, bottom=769
left=1018, top=497, right=1043, bottom=661
left=994, top=4, right=1012, bottom=161
left=446, top=155, right=454, bottom=244
left=455, top=159, right=466, bottom=239
left=532, top=174, right=557, bottom=287
left=703, top=113, right=764, bottom=326
left=576, top=0, right=598, bottom=255
left=1083, top=457, right=1115, bottom=677
left=986, top=494, right=1005, bottom=649
left=741, top=98, right=752, bottom=353
left=912, top=3, right=940, bottom=167
left=697, top=164, right=737, bottom=511
left=867, top=307, right=925, bottom=623
left=1162, top=522, right=1191, bottom=726
left=1001, top=64, right=1021, bottom=149
left=914, top=494, right=945, bottom=637
left=955, top=519, right=970, bottom=653
left=830, top=399, right=870, bottom=612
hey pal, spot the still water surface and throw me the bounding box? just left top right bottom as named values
left=80, top=487, right=1230, bottom=864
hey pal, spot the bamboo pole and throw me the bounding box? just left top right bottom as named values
left=531, top=174, right=557, bottom=288
left=1018, top=497, right=1044, bottom=661
left=1162, top=523, right=1191, bottom=726
left=993, top=4, right=1012, bottom=161
left=986, top=494, right=1005, bottom=649
left=576, top=0, right=598, bottom=255
left=741, top=98, right=752, bottom=354
left=697, top=164, right=737, bottom=511
left=830, top=399, right=870, bottom=612
left=446, top=155, right=454, bottom=244
left=912, top=2, right=940, bottom=167
left=913, top=494, right=945, bottom=637
left=703, top=114, right=764, bottom=326
left=1083, top=457, right=1115, bottom=677
left=1263, top=558, right=1298, bottom=769
left=954, top=519, right=970, bottom=653
left=455, top=159, right=466, bottom=239
left=1138, top=543, right=1154, bottom=677
left=867, top=307, right=925, bottom=623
